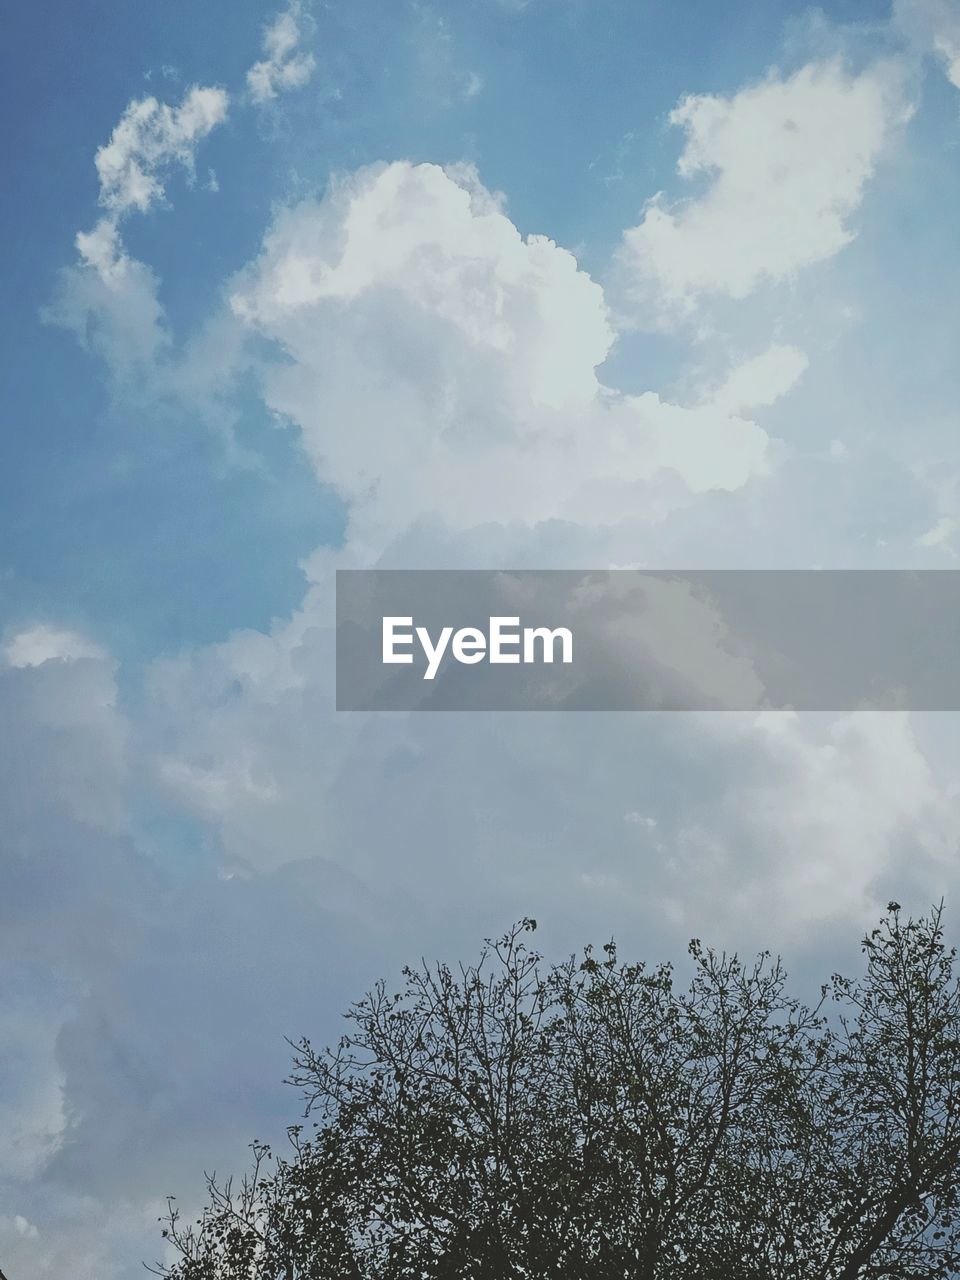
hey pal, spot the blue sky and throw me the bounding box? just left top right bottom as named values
left=3, top=0, right=960, bottom=1274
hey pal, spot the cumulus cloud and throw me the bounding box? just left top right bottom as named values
left=247, top=3, right=316, bottom=104
left=618, top=60, right=911, bottom=323
left=136, top=163, right=895, bottom=940
left=93, top=86, right=229, bottom=217
left=112, top=163, right=847, bottom=957
left=227, top=161, right=785, bottom=554
left=130, top=133, right=960, bottom=969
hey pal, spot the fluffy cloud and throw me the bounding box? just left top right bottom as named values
left=618, top=60, right=911, bottom=322
left=653, top=711, right=960, bottom=935
left=77, top=84, right=226, bottom=293
left=93, top=86, right=229, bottom=217
left=228, top=161, right=788, bottom=554
left=247, top=3, right=316, bottom=104
left=4, top=626, right=105, bottom=670
left=46, top=84, right=227, bottom=376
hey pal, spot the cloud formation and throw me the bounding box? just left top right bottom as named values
left=93, top=86, right=229, bottom=217
left=45, top=84, right=227, bottom=379
left=229, top=161, right=788, bottom=553
left=618, top=60, right=911, bottom=323
left=247, top=3, right=316, bottom=104
left=78, top=84, right=228, bottom=281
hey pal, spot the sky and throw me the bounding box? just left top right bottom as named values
left=2, top=0, right=960, bottom=1274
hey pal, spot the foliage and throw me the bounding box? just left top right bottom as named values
left=154, top=905, right=960, bottom=1279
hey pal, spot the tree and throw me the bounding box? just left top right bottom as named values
left=154, top=904, right=960, bottom=1279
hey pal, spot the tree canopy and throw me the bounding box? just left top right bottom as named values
left=155, top=903, right=960, bottom=1279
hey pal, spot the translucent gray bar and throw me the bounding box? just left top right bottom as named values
left=336, top=570, right=960, bottom=711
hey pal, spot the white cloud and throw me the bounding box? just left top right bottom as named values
left=658, top=711, right=960, bottom=935
left=47, top=84, right=227, bottom=370
left=247, top=3, right=316, bottom=104
left=618, top=59, right=911, bottom=323
left=136, top=169, right=811, bottom=897
left=708, top=343, right=809, bottom=416
left=74, top=218, right=127, bottom=283
left=76, top=83, right=227, bottom=289
left=4, top=626, right=105, bottom=670
left=228, top=161, right=784, bottom=554
left=93, top=86, right=229, bottom=217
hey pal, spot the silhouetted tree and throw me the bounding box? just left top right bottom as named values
left=154, top=903, right=960, bottom=1279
